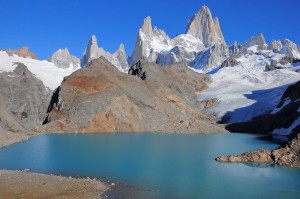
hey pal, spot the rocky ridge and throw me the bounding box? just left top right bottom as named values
left=2, top=46, right=37, bottom=59
left=40, top=57, right=226, bottom=134
left=228, top=33, right=300, bottom=59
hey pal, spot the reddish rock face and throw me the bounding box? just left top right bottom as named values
left=3, top=46, right=37, bottom=59
left=40, top=57, right=227, bottom=134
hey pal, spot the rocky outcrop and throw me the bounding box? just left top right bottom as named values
left=40, top=57, right=226, bottom=134
left=221, top=54, right=241, bottom=67
left=113, top=44, right=129, bottom=71
left=0, top=63, right=50, bottom=132
left=265, top=60, right=282, bottom=71
left=190, top=43, right=228, bottom=72
left=2, top=47, right=37, bottom=59
left=128, top=60, right=147, bottom=80
left=269, top=39, right=300, bottom=58
left=229, top=41, right=244, bottom=56
left=216, top=132, right=300, bottom=168
left=245, top=33, right=267, bottom=50
left=186, top=5, right=226, bottom=47
left=81, top=35, right=129, bottom=71
left=47, top=48, right=80, bottom=69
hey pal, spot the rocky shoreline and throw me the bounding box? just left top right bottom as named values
left=0, top=132, right=110, bottom=199
left=0, top=170, right=108, bottom=199
left=216, top=133, right=300, bottom=168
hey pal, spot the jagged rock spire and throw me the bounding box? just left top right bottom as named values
left=81, top=35, right=129, bottom=71
left=186, top=5, right=226, bottom=47
left=141, top=16, right=153, bottom=34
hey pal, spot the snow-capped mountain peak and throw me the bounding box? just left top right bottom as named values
left=129, top=5, right=227, bottom=71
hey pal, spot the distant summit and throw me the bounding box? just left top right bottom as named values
left=81, top=35, right=129, bottom=72
left=186, top=5, right=226, bottom=47
left=47, top=48, right=80, bottom=69
left=2, top=46, right=37, bottom=59
left=129, top=5, right=227, bottom=71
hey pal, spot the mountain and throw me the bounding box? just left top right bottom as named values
left=269, top=39, right=300, bottom=59
left=186, top=5, right=226, bottom=47
left=244, top=33, right=268, bottom=50
left=129, top=6, right=228, bottom=72
left=40, top=57, right=226, bottom=134
left=81, top=35, right=129, bottom=72
left=0, top=63, right=49, bottom=132
left=47, top=48, right=80, bottom=69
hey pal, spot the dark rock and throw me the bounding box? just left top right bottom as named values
left=128, top=60, right=147, bottom=80
left=221, top=55, right=241, bottom=67
left=279, top=55, right=294, bottom=65
left=265, top=60, right=282, bottom=71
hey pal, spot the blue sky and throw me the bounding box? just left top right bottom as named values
left=0, top=0, right=299, bottom=59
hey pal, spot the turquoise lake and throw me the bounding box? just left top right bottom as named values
left=0, top=133, right=299, bottom=199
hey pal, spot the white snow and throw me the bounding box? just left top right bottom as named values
left=140, top=31, right=204, bottom=58
left=197, top=50, right=300, bottom=123
left=0, top=51, right=79, bottom=90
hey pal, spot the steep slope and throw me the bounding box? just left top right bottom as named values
left=0, top=63, right=50, bottom=132
left=40, top=57, right=226, bottom=134
left=0, top=51, right=78, bottom=90
left=47, top=48, right=80, bottom=69
left=81, top=35, right=129, bottom=72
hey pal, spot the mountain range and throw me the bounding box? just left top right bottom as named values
left=1, top=5, right=300, bottom=140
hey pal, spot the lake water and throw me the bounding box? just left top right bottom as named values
left=0, top=133, right=299, bottom=199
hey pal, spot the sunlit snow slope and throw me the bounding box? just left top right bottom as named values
left=197, top=48, right=300, bottom=123
left=0, top=51, right=79, bottom=90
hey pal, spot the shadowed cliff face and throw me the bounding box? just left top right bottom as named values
left=225, top=81, right=300, bottom=135
left=40, top=57, right=226, bottom=134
